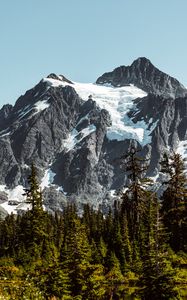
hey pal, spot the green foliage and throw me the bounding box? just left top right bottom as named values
left=160, top=152, right=187, bottom=251
left=139, top=206, right=181, bottom=300
left=24, top=163, right=43, bottom=213
left=119, top=145, right=153, bottom=246
left=0, top=154, right=186, bottom=299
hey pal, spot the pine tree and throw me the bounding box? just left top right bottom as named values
left=119, top=145, right=152, bottom=248
left=112, top=204, right=127, bottom=273
left=24, top=163, right=43, bottom=214
left=160, top=152, right=187, bottom=251
left=105, top=250, right=124, bottom=299
left=120, top=212, right=132, bottom=268
left=0, top=214, right=18, bottom=257
left=61, top=215, right=92, bottom=297
left=23, top=163, right=47, bottom=260
left=35, top=262, right=72, bottom=299
left=139, top=202, right=181, bottom=300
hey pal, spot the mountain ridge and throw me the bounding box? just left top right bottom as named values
left=0, top=57, right=187, bottom=214
left=96, top=57, right=187, bottom=98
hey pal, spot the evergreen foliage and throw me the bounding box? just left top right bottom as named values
left=160, top=152, right=187, bottom=251
left=140, top=202, right=181, bottom=300
left=0, top=154, right=186, bottom=299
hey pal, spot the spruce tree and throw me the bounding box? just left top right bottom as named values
left=105, top=250, right=124, bottom=299
left=119, top=145, right=152, bottom=250
left=61, top=215, right=92, bottom=297
left=140, top=203, right=181, bottom=300
left=120, top=212, right=132, bottom=268
left=23, top=163, right=47, bottom=260
left=160, top=152, right=187, bottom=251
left=24, top=163, right=43, bottom=214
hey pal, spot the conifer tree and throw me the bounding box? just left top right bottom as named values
left=119, top=145, right=152, bottom=247
left=160, top=152, right=187, bottom=251
left=24, top=163, right=43, bottom=214
left=36, top=262, right=72, bottom=299
left=120, top=212, right=132, bottom=268
left=105, top=250, right=124, bottom=299
left=23, top=163, right=47, bottom=260
left=140, top=203, right=181, bottom=300
left=0, top=214, right=18, bottom=257
left=61, top=215, right=92, bottom=297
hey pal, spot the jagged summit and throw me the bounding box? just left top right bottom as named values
left=96, top=57, right=187, bottom=98
left=131, top=56, right=152, bottom=66
left=47, top=73, right=73, bottom=84
left=130, top=57, right=159, bottom=73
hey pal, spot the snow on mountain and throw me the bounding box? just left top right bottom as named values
left=0, top=185, right=29, bottom=214
left=0, top=129, right=11, bottom=137
left=176, top=140, right=187, bottom=174
left=0, top=170, right=55, bottom=214
left=33, top=99, right=50, bottom=115
left=41, top=169, right=56, bottom=189
left=43, top=77, right=158, bottom=146
left=63, top=124, right=96, bottom=152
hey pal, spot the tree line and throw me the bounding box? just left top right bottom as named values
left=0, top=147, right=186, bottom=299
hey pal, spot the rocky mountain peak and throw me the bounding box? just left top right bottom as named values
left=96, top=57, right=187, bottom=98
left=47, top=73, right=73, bottom=84
left=131, top=56, right=152, bottom=67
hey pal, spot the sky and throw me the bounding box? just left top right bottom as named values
left=0, top=0, right=187, bottom=107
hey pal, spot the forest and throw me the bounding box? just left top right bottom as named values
left=0, top=148, right=186, bottom=299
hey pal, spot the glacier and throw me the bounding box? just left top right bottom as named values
left=43, top=77, right=159, bottom=146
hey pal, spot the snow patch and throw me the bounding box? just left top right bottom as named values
left=149, top=173, right=160, bottom=183
left=177, top=140, right=187, bottom=159
left=17, top=105, right=32, bottom=120
left=0, top=131, right=11, bottom=137
left=176, top=140, right=187, bottom=174
left=110, top=190, right=117, bottom=198
left=56, top=186, right=67, bottom=195
left=63, top=124, right=96, bottom=152
left=16, top=97, right=50, bottom=120
left=76, top=113, right=90, bottom=126
left=43, top=77, right=67, bottom=87
left=1, top=201, right=31, bottom=215
left=0, top=185, right=6, bottom=192
left=40, top=168, right=68, bottom=195
left=0, top=185, right=27, bottom=214
left=0, top=129, right=11, bottom=137
left=33, top=99, right=50, bottom=115
left=7, top=185, right=25, bottom=201
left=41, top=169, right=56, bottom=189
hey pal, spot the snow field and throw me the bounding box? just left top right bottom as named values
left=44, top=77, right=158, bottom=146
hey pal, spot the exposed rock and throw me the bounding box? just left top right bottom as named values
left=96, top=57, right=187, bottom=98
left=0, top=58, right=187, bottom=213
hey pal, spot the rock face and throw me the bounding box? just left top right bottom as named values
left=0, top=57, right=187, bottom=212
left=96, top=57, right=187, bottom=99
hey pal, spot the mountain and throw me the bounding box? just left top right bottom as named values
left=0, top=57, right=187, bottom=214
left=96, top=57, right=187, bottom=98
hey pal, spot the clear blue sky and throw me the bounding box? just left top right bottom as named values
left=0, top=0, right=187, bottom=107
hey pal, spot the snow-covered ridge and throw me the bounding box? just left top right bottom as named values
left=43, top=77, right=157, bottom=146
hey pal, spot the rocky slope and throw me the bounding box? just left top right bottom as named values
left=96, top=57, right=187, bottom=98
left=0, top=58, right=187, bottom=214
